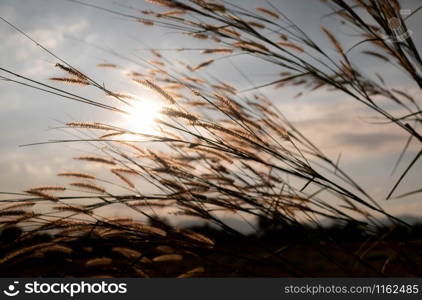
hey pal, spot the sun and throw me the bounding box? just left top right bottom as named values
left=125, top=99, right=162, bottom=136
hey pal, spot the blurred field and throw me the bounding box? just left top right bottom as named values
left=1, top=221, right=422, bottom=277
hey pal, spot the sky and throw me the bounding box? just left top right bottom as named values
left=0, top=0, right=421, bottom=225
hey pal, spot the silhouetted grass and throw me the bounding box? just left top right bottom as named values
left=0, top=0, right=421, bottom=277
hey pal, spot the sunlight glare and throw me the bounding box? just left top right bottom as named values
left=125, top=99, right=162, bottom=137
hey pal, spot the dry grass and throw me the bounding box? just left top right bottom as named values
left=0, top=0, right=421, bottom=277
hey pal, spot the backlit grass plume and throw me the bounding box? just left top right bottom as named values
left=0, top=0, right=421, bottom=277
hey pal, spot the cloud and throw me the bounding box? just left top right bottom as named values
left=1, top=9, right=88, bottom=75
left=335, top=132, right=404, bottom=151
left=271, top=90, right=416, bottom=161
left=0, top=149, right=72, bottom=192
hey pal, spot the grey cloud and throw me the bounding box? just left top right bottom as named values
left=335, top=132, right=404, bottom=151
